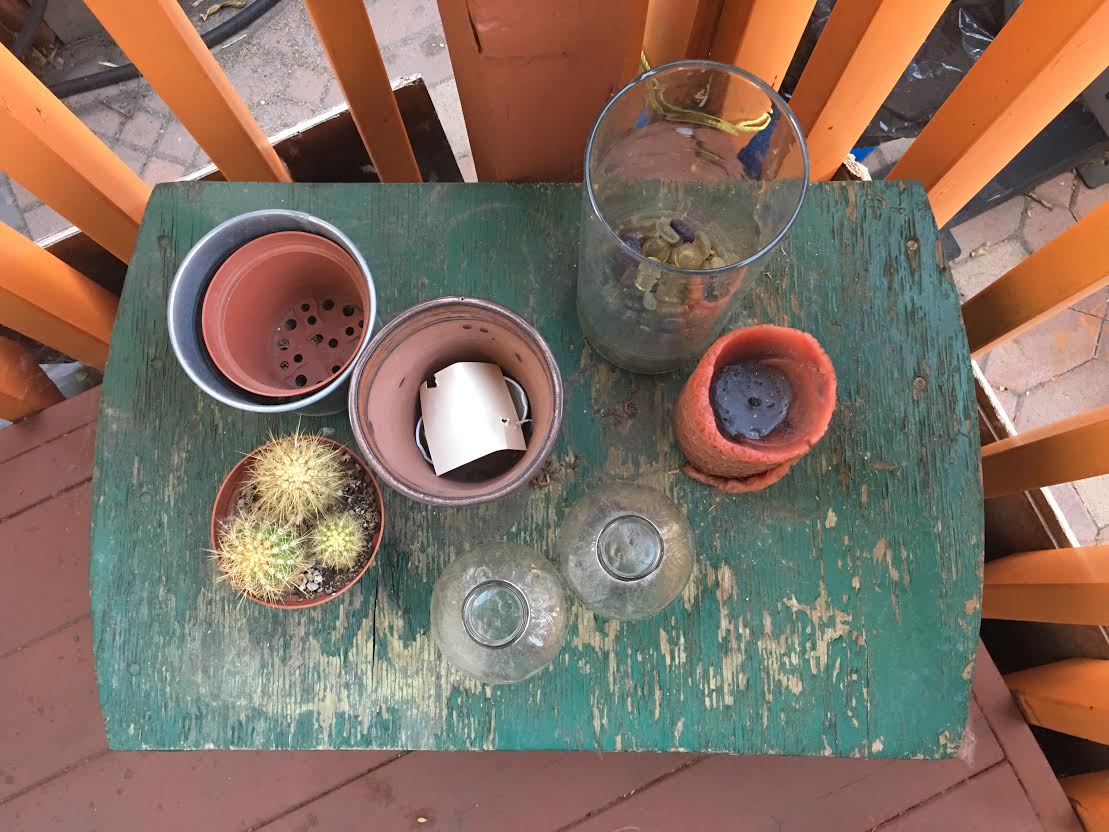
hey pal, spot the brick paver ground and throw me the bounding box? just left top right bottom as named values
left=1, top=3, right=1106, bottom=543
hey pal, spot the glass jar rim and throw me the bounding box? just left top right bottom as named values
left=583, top=59, right=811, bottom=277
left=462, top=579, right=530, bottom=648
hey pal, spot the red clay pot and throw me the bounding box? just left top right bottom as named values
left=201, top=232, right=370, bottom=399
left=209, top=437, right=384, bottom=609
left=348, top=297, right=564, bottom=507
left=673, top=324, right=836, bottom=493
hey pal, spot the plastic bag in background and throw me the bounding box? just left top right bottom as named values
left=780, top=0, right=1006, bottom=145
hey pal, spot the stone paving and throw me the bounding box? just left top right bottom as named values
left=0, top=0, right=472, bottom=241
left=1, top=2, right=1106, bottom=542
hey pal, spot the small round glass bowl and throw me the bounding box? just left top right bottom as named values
left=430, top=544, right=569, bottom=684
left=556, top=483, right=695, bottom=620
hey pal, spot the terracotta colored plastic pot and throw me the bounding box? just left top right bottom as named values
left=673, top=324, right=836, bottom=493
left=210, top=437, right=385, bottom=609
left=348, top=297, right=564, bottom=507
left=201, top=231, right=371, bottom=398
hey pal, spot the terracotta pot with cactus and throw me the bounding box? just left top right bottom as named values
left=210, top=431, right=384, bottom=609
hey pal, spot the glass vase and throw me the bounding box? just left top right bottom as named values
left=577, top=60, right=809, bottom=374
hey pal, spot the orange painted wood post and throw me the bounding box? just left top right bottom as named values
left=644, top=0, right=723, bottom=65
left=1005, top=659, right=1109, bottom=745
left=708, top=0, right=816, bottom=90
left=787, top=0, right=949, bottom=182
left=983, top=546, right=1109, bottom=625
left=438, top=0, right=649, bottom=181
left=0, top=336, right=64, bottom=421
left=0, top=47, right=150, bottom=262
left=981, top=405, right=1109, bottom=498
left=1061, top=771, right=1109, bottom=832
left=304, top=0, right=420, bottom=183
left=82, top=0, right=289, bottom=183
left=888, top=0, right=1109, bottom=227
left=0, top=223, right=117, bottom=370
left=963, top=201, right=1109, bottom=356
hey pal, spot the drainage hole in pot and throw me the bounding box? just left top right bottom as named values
left=480, top=327, right=489, bottom=333
left=342, top=304, right=355, bottom=317
left=312, top=334, right=323, bottom=344
left=322, top=299, right=334, bottom=311
left=462, top=324, right=472, bottom=330
left=359, top=319, right=364, bottom=328
left=328, top=338, right=338, bottom=348
left=295, top=374, right=308, bottom=387
left=345, top=326, right=355, bottom=336
left=307, top=315, right=317, bottom=325
left=331, top=364, right=340, bottom=373
left=277, top=339, right=289, bottom=351
left=285, top=319, right=297, bottom=330
left=280, top=361, right=289, bottom=370
left=293, top=353, right=303, bottom=363
left=301, top=303, right=310, bottom=312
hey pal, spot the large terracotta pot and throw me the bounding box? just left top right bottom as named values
left=673, top=324, right=836, bottom=493
left=348, top=297, right=564, bottom=507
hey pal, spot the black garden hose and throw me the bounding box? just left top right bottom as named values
left=11, top=0, right=49, bottom=62
left=47, top=0, right=283, bottom=99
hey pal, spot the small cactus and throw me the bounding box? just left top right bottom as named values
left=216, top=516, right=307, bottom=602
left=310, top=512, right=366, bottom=570
left=247, top=431, right=348, bottom=523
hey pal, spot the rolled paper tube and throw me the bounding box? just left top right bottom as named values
left=673, top=325, right=836, bottom=492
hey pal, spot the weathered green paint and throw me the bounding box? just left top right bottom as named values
left=90, top=182, right=983, bottom=755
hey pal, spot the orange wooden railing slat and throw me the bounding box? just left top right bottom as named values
left=82, top=0, right=289, bottom=183
left=304, top=0, right=421, bottom=183
left=888, top=0, right=1109, bottom=227
left=644, top=0, right=722, bottom=65
left=963, top=201, right=1109, bottom=356
left=983, top=545, right=1109, bottom=625
left=708, top=0, right=815, bottom=91
left=0, top=47, right=150, bottom=262
left=1061, top=771, right=1109, bottom=832
left=0, top=336, right=64, bottom=421
left=0, top=223, right=117, bottom=370
left=438, top=0, right=648, bottom=181
left=788, top=0, right=949, bottom=182
left=981, top=405, right=1109, bottom=498
left=1005, top=658, right=1109, bottom=745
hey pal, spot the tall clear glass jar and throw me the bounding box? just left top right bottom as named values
left=578, top=60, right=809, bottom=374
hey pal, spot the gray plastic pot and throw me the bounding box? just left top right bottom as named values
left=167, top=209, right=377, bottom=415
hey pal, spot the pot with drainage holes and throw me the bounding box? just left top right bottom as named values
left=167, top=210, right=377, bottom=416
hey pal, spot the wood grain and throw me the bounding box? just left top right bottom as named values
left=90, top=182, right=981, bottom=755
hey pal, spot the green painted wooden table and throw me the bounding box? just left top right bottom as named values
left=91, top=181, right=983, bottom=756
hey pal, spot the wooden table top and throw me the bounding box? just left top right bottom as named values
left=90, top=181, right=982, bottom=755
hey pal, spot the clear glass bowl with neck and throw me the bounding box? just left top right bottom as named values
left=431, top=544, right=568, bottom=684
left=577, top=60, right=809, bottom=374
left=556, top=483, right=696, bottom=620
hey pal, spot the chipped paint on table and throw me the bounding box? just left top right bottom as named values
left=90, top=182, right=982, bottom=755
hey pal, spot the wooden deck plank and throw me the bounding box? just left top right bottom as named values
left=565, top=706, right=1000, bottom=831
left=0, top=619, right=105, bottom=802
left=0, top=387, right=99, bottom=464
left=0, top=421, right=94, bottom=520
left=875, top=765, right=1040, bottom=831
left=0, top=751, right=400, bottom=832
left=0, top=483, right=91, bottom=655
left=972, top=643, right=1085, bottom=831
left=260, top=750, right=696, bottom=831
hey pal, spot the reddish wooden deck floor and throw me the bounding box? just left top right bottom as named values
left=0, top=389, right=1084, bottom=831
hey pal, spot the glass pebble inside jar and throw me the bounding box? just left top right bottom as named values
left=578, top=60, right=809, bottom=374
left=430, top=544, right=568, bottom=684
